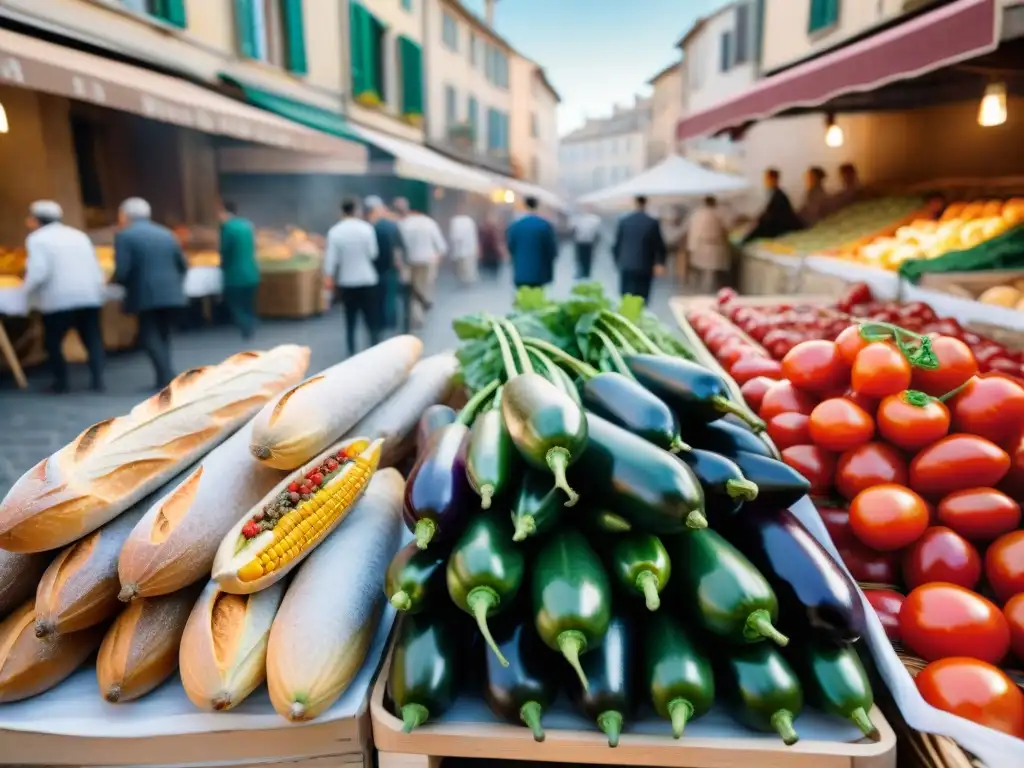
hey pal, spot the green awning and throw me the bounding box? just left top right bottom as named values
left=220, top=74, right=363, bottom=144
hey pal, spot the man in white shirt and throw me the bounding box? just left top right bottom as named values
left=448, top=210, right=480, bottom=285
left=23, top=200, right=107, bottom=393
left=324, top=198, right=381, bottom=356
left=393, top=197, right=446, bottom=329
left=571, top=208, right=602, bottom=280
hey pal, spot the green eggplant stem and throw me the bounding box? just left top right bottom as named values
left=519, top=700, right=546, bottom=742
left=599, top=511, right=632, bottom=532
left=592, top=327, right=636, bottom=379
left=546, top=447, right=579, bottom=506
left=457, top=379, right=499, bottom=426
left=478, top=483, right=494, bottom=510
left=710, top=395, right=766, bottom=433
left=669, top=436, right=691, bottom=453
left=500, top=318, right=535, bottom=375
left=597, top=320, right=637, bottom=355
left=685, top=510, right=709, bottom=529
left=512, top=514, right=536, bottom=542
left=530, top=350, right=569, bottom=395
left=743, top=609, right=790, bottom=646
left=557, top=630, right=590, bottom=691
left=389, top=590, right=412, bottom=611
left=467, top=586, right=509, bottom=667
left=401, top=703, right=429, bottom=733
left=668, top=697, right=694, bottom=739
left=600, top=310, right=663, bottom=355
left=850, top=706, right=878, bottom=737
left=414, top=518, right=436, bottom=550
left=489, top=317, right=519, bottom=380
left=635, top=569, right=661, bottom=611
left=522, top=337, right=599, bottom=379
left=597, top=710, right=623, bottom=748
left=726, top=478, right=759, bottom=501
left=771, top=709, right=800, bottom=746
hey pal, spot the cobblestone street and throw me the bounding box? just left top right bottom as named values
left=0, top=245, right=682, bottom=491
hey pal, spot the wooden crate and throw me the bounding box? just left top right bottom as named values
left=917, top=269, right=1024, bottom=299
left=257, top=269, right=325, bottom=318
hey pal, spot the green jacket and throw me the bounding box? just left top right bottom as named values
left=219, top=216, right=260, bottom=288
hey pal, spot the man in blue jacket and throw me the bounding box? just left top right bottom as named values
left=505, top=197, right=558, bottom=290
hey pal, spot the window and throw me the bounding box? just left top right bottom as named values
left=486, top=108, right=508, bottom=152
left=401, top=0, right=412, bottom=9
left=734, top=3, right=751, bottom=64
left=442, top=11, right=459, bottom=50
left=467, top=95, right=479, bottom=140
left=808, top=0, right=840, bottom=33
left=398, top=37, right=423, bottom=118
left=445, top=85, right=458, bottom=128
left=719, top=30, right=732, bottom=72
left=469, top=32, right=478, bottom=66
left=122, top=0, right=186, bottom=27
left=530, top=112, right=538, bottom=139
left=484, top=43, right=509, bottom=88
left=351, top=3, right=386, bottom=102
left=236, top=0, right=307, bottom=73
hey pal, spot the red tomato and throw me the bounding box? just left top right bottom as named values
left=902, top=526, right=982, bottom=590
left=729, top=355, right=783, bottom=385
left=759, top=380, right=818, bottom=421
left=876, top=391, right=950, bottom=451
left=835, top=442, right=909, bottom=501
left=936, top=488, right=1021, bottom=542
left=767, top=412, right=811, bottom=451
left=909, top=435, right=1011, bottom=499
left=781, top=340, right=850, bottom=395
left=900, top=583, right=1011, bottom=664
left=915, top=658, right=1024, bottom=738
left=704, top=327, right=738, bottom=355
left=781, top=445, right=836, bottom=496
left=843, top=389, right=879, bottom=415
left=816, top=502, right=855, bottom=548
left=949, top=376, right=1024, bottom=447
left=1005, top=594, right=1024, bottom=662
left=835, top=324, right=870, bottom=366
left=851, top=343, right=912, bottom=399
left=985, top=531, right=1024, bottom=604
left=716, top=339, right=751, bottom=369
left=864, top=588, right=905, bottom=642
left=850, top=484, right=930, bottom=551
left=808, top=398, right=875, bottom=453
left=912, top=336, right=979, bottom=397
left=838, top=540, right=899, bottom=584
left=739, top=376, right=777, bottom=414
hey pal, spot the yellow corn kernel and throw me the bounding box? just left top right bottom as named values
left=238, top=561, right=264, bottom=582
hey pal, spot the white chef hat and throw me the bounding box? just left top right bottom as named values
left=29, top=200, right=63, bottom=221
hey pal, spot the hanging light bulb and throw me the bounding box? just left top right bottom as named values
left=0, top=100, right=8, bottom=134
left=978, top=82, right=1007, bottom=127
left=824, top=114, right=844, bottom=148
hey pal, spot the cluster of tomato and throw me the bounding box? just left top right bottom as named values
left=688, top=297, right=1024, bottom=739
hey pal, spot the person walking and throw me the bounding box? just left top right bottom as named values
left=364, top=195, right=405, bottom=332
left=687, top=196, right=733, bottom=294
left=324, top=198, right=381, bottom=356
left=394, top=197, right=446, bottom=328
left=612, top=195, right=666, bottom=303
left=23, top=200, right=107, bottom=393
left=449, top=209, right=480, bottom=285
left=478, top=211, right=506, bottom=279
left=506, top=196, right=559, bottom=290
left=570, top=207, right=601, bottom=279
left=741, top=168, right=803, bottom=244
left=217, top=201, right=259, bottom=341
left=112, top=197, right=186, bottom=390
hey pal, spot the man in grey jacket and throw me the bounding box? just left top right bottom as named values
left=612, top=195, right=667, bottom=303
left=23, top=200, right=107, bottom=393
left=112, top=197, right=187, bottom=389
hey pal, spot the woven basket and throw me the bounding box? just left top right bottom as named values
left=256, top=269, right=324, bottom=318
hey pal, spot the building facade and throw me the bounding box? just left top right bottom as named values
left=646, top=60, right=685, bottom=166
left=510, top=56, right=560, bottom=188
left=558, top=96, right=651, bottom=200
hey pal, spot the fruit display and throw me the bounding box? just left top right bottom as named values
left=0, top=247, right=26, bottom=278
left=685, top=288, right=1024, bottom=740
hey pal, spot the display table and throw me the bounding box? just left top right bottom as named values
left=738, top=248, right=803, bottom=295
left=799, top=256, right=901, bottom=301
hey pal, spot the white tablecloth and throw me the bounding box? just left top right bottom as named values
left=801, top=255, right=901, bottom=300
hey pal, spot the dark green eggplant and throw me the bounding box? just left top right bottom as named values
left=446, top=513, right=525, bottom=667
left=670, top=529, right=789, bottom=647
left=483, top=615, right=558, bottom=742
left=510, top=468, right=565, bottom=542
left=385, top=541, right=447, bottom=614
left=677, top=448, right=759, bottom=524
left=501, top=372, right=588, bottom=506
left=416, top=404, right=457, bottom=457
left=625, top=354, right=765, bottom=432
left=788, top=639, right=877, bottom=737
left=464, top=400, right=516, bottom=509
left=387, top=610, right=461, bottom=732
left=715, top=642, right=803, bottom=745
left=643, top=611, right=715, bottom=738
left=532, top=528, right=611, bottom=690
left=568, top=611, right=636, bottom=747
left=731, top=452, right=812, bottom=511
left=689, top=419, right=778, bottom=459
left=582, top=372, right=690, bottom=453
left=607, top=534, right=671, bottom=611
left=570, top=413, right=707, bottom=533
left=584, top=508, right=633, bottom=533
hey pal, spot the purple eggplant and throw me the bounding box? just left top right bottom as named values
left=724, top=507, right=866, bottom=644
left=405, top=383, right=498, bottom=550
left=416, top=405, right=457, bottom=458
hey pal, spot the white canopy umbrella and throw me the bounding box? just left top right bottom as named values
left=577, top=154, right=749, bottom=209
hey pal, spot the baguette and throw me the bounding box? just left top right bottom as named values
left=0, top=551, right=48, bottom=619
left=96, top=585, right=202, bottom=702
left=343, top=353, right=458, bottom=468
left=267, top=468, right=404, bottom=720
left=117, top=424, right=287, bottom=602
left=0, top=601, right=105, bottom=703
left=249, top=335, right=422, bottom=469
left=211, top=437, right=383, bottom=594
left=0, top=345, right=310, bottom=553
left=178, top=579, right=286, bottom=711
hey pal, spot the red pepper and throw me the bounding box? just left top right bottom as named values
left=242, top=520, right=260, bottom=539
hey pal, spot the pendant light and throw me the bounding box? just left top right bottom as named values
left=0, top=100, right=8, bottom=134
left=977, top=82, right=1007, bottom=127
left=824, top=113, right=843, bottom=148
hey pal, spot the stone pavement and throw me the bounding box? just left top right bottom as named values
left=0, top=244, right=682, bottom=491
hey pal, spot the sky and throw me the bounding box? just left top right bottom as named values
left=461, top=0, right=725, bottom=135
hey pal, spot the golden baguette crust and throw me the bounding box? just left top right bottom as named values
left=0, top=551, right=48, bottom=619
left=0, top=601, right=105, bottom=703
left=0, top=345, right=310, bottom=553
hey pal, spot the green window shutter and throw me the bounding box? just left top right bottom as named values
left=281, top=0, right=308, bottom=74
left=234, top=0, right=258, bottom=59
left=808, top=0, right=839, bottom=33
left=350, top=2, right=374, bottom=100
left=398, top=37, right=423, bottom=117
left=155, top=0, right=187, bottom=27
left=369, top=16, right=386, bottom=96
